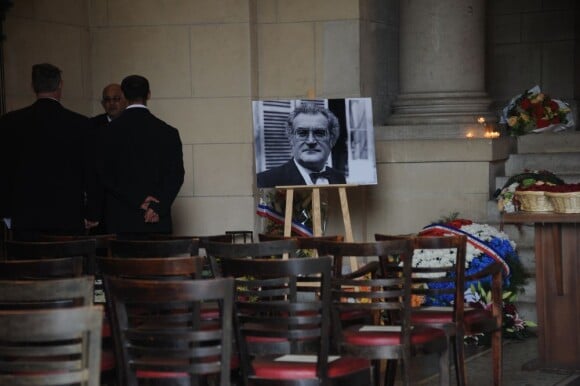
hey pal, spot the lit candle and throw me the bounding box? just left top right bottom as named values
left=484, top=131, right=500, bottom=139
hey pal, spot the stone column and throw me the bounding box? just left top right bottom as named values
left=386, top=0, right=494, bottom=139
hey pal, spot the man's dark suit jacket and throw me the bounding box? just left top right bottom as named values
left=87, top=113, right=111, bottom=234
left=90, top=113, right=109, bottom=129
left=0, top=98, right=98, bottom=233
left=97, top=107, right=184, bottom=234
left=257, top=159, right=346, bottom=188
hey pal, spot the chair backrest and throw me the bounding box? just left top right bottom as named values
left=5, top=239, right=97, bottom=275
left=315, top=239, right=405, bottom=278
left=258, top=234, right=344, bottom=252
left=40, top=234, right=116, bottom=256
left=257, top=233, right=293, bottom=242
left=199, top=233, right=234, bottom=244
left=0, top=276, right=94, bottom=309
left=409, top=235, right=467, bottom=309
left=375, top=234, right=468, bottom=313
left=98, top=256, right=204, bottom=280
left=104, top=276, right=234, bottom=386
left=108, top=238, right=200, bottom=257
left=327, top=239, right=415, bottom=345
left=204, top=239, right=300, bottom=277
left=220, top=256, right=333, bottom=382
left=0, top=257, right=84, bottom=279
left=0, top=305, right=103, bottom=386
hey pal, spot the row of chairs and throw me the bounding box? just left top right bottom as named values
left=201, top=235, right=502, bottom=386
left=0, top=233, right=503, bottom=386
left=0, top=234, right=229, bottom=386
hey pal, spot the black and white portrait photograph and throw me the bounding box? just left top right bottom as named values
left=253, top=98, right=377, bottom=188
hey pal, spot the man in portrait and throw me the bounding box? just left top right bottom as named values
left=256, top=103, right=346, bottom=188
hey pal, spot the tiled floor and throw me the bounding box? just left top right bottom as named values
left=397, top=336, right=580, bottom=385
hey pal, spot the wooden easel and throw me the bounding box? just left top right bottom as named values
left=278, top=184, right=358, bottom=270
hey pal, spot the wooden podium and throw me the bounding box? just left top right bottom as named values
left=501, top=212, right=580, bottom=370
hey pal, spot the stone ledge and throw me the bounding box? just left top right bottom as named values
left=375, top=136, right=515, bottom=163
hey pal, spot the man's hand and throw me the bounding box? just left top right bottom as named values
left=140, top=195, right=159, bottom=211
left=144, top=208, right=160, bottom=223
left=84, top=219, right=100, bottom=229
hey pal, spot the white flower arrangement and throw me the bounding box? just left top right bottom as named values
left=411, top=223, right=515, bottom=278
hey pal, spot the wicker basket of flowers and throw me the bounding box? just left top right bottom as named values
left=544, top=184, right=580, bottom=213
left=515, top=189, right=554, bottom=212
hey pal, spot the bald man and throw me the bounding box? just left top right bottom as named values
left=89, top=84, right=128, bottom=234
left=91, top=83, right=128, bottom=128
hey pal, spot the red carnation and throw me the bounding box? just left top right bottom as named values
left=533, top=104, right=544, bottom=119
left=549, top=100, right=559, bottom=112
left=520, top=98, right=532, bottom=110
left=536, top=118, right=550, bottom=128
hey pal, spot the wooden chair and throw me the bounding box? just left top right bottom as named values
left=0, top=305, right=103, bottom=386
left=258, top=233, right=345, bottom=256
left=98, top=255, right=204, bottom=280
left=375, top=233, right=502, bottom=386
left=198, top=233, right=234, bottom=245
left=108, top=237, right=200, bottom=257
left=324, top=239, right=450, bottom=386
left=0, top=257, right=84, bottom=279
left=0, top=276, right=94, bottom=310
left=5, top=239, right=97, bottom=275
left=0, top=268, right=116, bottom=383
left=104, top=276, right=235, bottom=386
left=205, top=239, right=300, bottom=277
left=98, top=255, right=216, bottom=385
left=1, top=241, right=115, bottom=383
left=220, top=256, right=372, bottom=386
left=37, top=234, right=116, bottom=306
left=40, top=233, right=116, bottom=257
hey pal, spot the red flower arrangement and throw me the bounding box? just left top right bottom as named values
left=518, top=183, right=580, bottom=193
left=501, top=86, right=573, bottom=136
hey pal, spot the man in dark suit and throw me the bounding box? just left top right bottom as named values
left=257, top=103, right=346, bottom=188
left=88, top=83, right=127, bottom=235
left=91, top=83, right=127, bottom=128
left=97, top=75, right=184, bottom=238
left=0, top=63, right=100, bottom=240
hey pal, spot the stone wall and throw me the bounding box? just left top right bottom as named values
left=2, top=0, right=577, bottom=239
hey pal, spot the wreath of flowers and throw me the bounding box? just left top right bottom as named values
left=413, top=218, right=533, bottom=343
left=500, top=85, right=573, bottom=136
left=415, top=219, right=518, bottom=306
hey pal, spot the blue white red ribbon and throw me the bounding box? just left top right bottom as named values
left=420, top=224, right=511, bottom=276
left=256, top=204, right=313, bottom=237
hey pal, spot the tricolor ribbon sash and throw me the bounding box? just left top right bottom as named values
left=419, top=224, right=511, bottom=276
left=256, top=204, right=313, bottom=237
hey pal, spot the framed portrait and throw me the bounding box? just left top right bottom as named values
left=253, top=98, right=377, bottom=188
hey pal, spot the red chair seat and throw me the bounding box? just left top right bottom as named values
left=137, top=370, right=189, bottom=379
left=246, top=335, right=289, bottom=343
left=411, top=307, right=492, bottom=326
left=342, top=325, right=446, bottom=346
left=339, top=309, right=371, bottom=321
left=201, top=307, right=219, bottom=320
left=136, top=353, right=241, bottom=378
left=102, top=318, right=111, bottom=338
left=253, top=356, right=370, bottom=379
left=101, top=349, right=116, bottom=371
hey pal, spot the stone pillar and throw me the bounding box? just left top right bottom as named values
left=386, top=0, right=494, bottom=139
